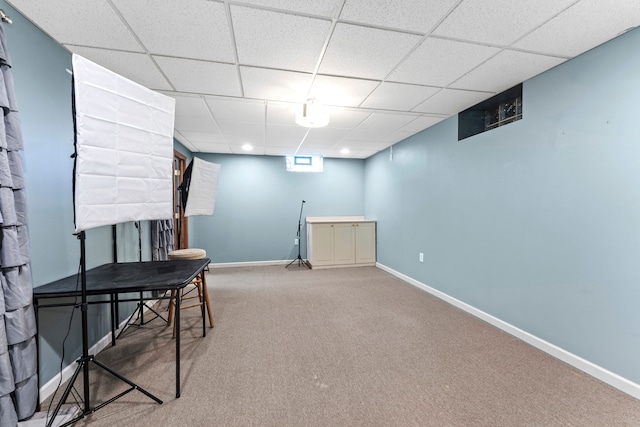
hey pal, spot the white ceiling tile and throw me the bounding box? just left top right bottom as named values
left=319, top=23, right=423, bottom=79
left=205, top=98, right=266, bottom=123
left=218, top=120, right=264, bottom=136
left=229, top=143, right=265, bottom=155
left=179, top=131, right=228, bottom=144
left=240, top=67, right=313, bottom=102
left=412, top=88, right=493, bottom=115
left=265, top=135, right=303, bottom=148
left=340, top=0, right=459, bottom=33
left=192, top=142, right=233, bottom=153
left=513, top=0, right=640, bottom=57
left=8, top=0, right=143, bottom=51
left=219, top=120, right=264, bottom=145
left=432, top=0, right=577, bottom=45
left=295, top=147, right=326, bottom=156
left=232, top=0, right=344, bottom=17
left=361, top=82, right=440, bottom=110
left=68, top=47, right=172, bottom=90
left=154, top=57, right=241, bottom=96
left=388, top=37, right=501, bottom=86
left=309, top=75, right=380, bottom=107
left=266, top=102, right=300, bottom=125
left=303, top=139, right=343, bottom=149
left=297, top=128, right=355, bottom=151
left=266, top=124, right=309, bottom=140
left=225, top=134, right=263, bottom=145
left=348, top=112, right=419, bottom=139
left=451, top=50, right=567, bottom=93
left=174, top=116, right=220, bottom=133
left=231, top=5, right=331, bottom=72
left=168, top=94, right=211, bottom=118
left=323, top=108, right=372, bottom=128
left=111, top=0, right=235, bottom=62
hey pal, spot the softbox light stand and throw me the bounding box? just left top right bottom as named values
left=46, top=66, right=163, bottom=426
left=46, top=232, right=162, bottom=427
left=286, top=200, right=310, bottom=269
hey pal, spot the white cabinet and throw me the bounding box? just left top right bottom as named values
left=306, top=217, right=376, bottom=269
left=354, top=222, right=376, bottom=264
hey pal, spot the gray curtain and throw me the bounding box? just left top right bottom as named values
left=0, top=23, right=38, bottom=424
left=152, top=219, right=174, bottom=261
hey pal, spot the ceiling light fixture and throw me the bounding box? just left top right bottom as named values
left=295, top=98, right=329, bottom=128
left=242, top=143, right=253, bottom=151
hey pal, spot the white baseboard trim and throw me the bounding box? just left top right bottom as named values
left=376, top=262, right=640, bottom=400
left=38, top=300, right=161, bottom=404
left=209, top=260, right=292, bottom=268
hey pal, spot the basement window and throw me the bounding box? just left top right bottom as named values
left=458, top=84, right=522, bottom=140
left=286, top=155, right=323, bottom=172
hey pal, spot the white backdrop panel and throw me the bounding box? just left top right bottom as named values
left=72, top=54, right=175, bottom=232
left=185, top=157, right=220, bottom=217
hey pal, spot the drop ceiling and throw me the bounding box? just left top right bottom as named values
left=7, top=0, right=640, bottom=159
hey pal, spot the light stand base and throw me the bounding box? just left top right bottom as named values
left=46, top=354, right=162, bottom=427
left=286, top=255, right=310, bottom=269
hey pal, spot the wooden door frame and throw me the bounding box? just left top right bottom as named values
left=174, top=150, right=188, bottom=249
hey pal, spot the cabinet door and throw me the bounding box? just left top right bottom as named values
left=310, top=224, right=334, bottom=266
left=355, top=222, right=376, bottom=264
left=333, top=223, right=355, bottom=265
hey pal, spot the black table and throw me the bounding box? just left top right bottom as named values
left=33, top=258, right=211, bottom=398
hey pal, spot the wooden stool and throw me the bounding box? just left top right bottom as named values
left=167, top=249, right=214, bottom=336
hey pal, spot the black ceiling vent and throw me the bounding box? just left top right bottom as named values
left=458, top=83, right=522, bottom=140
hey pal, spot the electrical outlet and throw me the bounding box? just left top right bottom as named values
left=419, top=252, right=424, bottom=262
left=294, top=238, right=299, bottom=245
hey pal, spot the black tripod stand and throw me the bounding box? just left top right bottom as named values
left=116, top=222, right=166, bottom=340
left=46, top=231, right=162, bottom=427
left=286, top=200, right=310, bottom=269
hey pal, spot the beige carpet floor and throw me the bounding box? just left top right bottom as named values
left=40, top=265, right=640, bottom=426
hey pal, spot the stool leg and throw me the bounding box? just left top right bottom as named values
left=198, top=280, right=206, bottom=337
left=167, top=289, right=176, bottom=327
left=201, top=272, right=214, bottom=328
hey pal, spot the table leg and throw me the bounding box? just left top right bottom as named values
left=110, top=293, right=117, bottom=346
left=200, top=274, right=206, bottom=337
left=176, top=288, right=181, bottom=398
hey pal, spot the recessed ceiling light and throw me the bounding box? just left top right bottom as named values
left=242, top=144, right=253, bottom=151
left=340, top=148, right=350, bottom=155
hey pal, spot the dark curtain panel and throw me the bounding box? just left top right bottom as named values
left=0, top=23, right=38, bottom=424
left=152, top=219, right=174, bottom=261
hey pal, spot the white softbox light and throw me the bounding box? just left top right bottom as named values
left=182, top=157, right=220, bottom=217
left=72, top=54, right=175, bottom=232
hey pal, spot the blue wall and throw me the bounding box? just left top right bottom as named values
left=189, top=153, right=364, bottom=263
left=365, top=27, right=640, bottom=384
